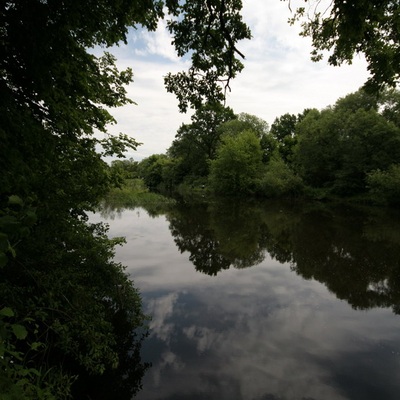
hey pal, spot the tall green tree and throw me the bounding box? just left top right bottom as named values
left=168, top=103, right=235, bottom=180
left=270, top=113, right=298, bottom=163
left=293, top=108, right=342, bottom=188
left=138, top=154, right=172, bottom=189
left=218, top=113, right=274, bottom=163
left=110, top=158, right=140, bottom=180
left=334, top=108, right=400, bottom=194
left=209, top=130, right=263, bottom=195
left=379, top=89, right=400, bottom=128
left=219, top=113, right=269, bottom=139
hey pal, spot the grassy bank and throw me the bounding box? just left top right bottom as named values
left=101, top=179, right=176, bottom=212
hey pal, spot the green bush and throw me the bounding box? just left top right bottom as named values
left=258, top=156, right=303, bottom=198
left=367, top=164, right=400, bottom=205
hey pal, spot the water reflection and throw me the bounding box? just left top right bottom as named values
left=167, top=200, right=400, bottom=314
left=94, top=199, right=400, bottom=400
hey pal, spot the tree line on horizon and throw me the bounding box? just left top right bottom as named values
left=117, top=88, right=400, bottom=206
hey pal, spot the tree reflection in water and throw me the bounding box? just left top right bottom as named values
left=165, top=199, right=400, bottom=314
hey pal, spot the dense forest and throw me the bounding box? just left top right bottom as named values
left=1, top=0, right=399, bottom=398
left=117, top=88, right=400, bottom=206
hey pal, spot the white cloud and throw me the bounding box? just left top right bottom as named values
left=226, top=0, right=370, bottom=123
left=132, top=19, right=179, bottom=62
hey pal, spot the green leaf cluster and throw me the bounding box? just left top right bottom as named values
left=0, top=196, right=37, bottom=269
left=167, top=103, right=236, bottom=182
left=165, top=0, right=251, bottom=112
left=367, top=164, right=400, bottom=206
left=209, top=130, right=263, bottom=195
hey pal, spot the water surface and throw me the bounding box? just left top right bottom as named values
left=94, top=200, right=400, bottom=400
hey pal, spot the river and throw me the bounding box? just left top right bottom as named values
left=92, top=199, right=400, bottom=400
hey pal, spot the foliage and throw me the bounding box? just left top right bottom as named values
left=209, top=130, right=263, bottom=195
left=293, top=89, right=400, bottom=196
left=219, top=113, right=269, bottom=139
left=110, top=158, right=140, bottom=181
left=164, top=0, right=251, bottom=112
left=333, top=108, right=400, bottom=195
left=168, top=104, right=236, bottom=180
left=258, top=154, right=304, bottom=198
left=367, top=164, right=400, bottom=206
left=293, top=108, right=342, bottom=188
left=0, top=307, right=74, bottom=400
left=0, top=195, right=37, bottom=269
left=334, top=88, right=379, bottom=113
left=142, top=87, right=400, bottom=204
left=290, top=0, right=400, bottom=91
left=1, top=0, right=251, bottom=396
left=138, top=154, right=171, bottom=190
left=1, top=218, right=149, bottom=399
left=269, top=113, right=299, bottom=163
left=379, top=88, right=400, bottom=128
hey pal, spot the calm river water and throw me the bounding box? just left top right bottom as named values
left=93, top=199, right=400, bottom=400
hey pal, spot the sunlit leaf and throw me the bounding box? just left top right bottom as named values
left=12, top=324, right=28, bottom=340
left=0, top=307, right=14, bottom=317
left=8, top=195, right=24, bottom=207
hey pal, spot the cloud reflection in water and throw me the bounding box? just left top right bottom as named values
left=94, top=204, right=400, bottom=400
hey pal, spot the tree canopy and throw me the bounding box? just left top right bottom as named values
left=0, top=0, right=251, bottom=397
left=167, top=103, right=236, bottom=182
left=209, top=130, right=263, bottom=195
left=143, top=87, right=400, bottom=204
left=290, top=0, right=400, bottom=91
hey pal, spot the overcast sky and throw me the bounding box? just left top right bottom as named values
left=100, top=0, right=370, bottom=161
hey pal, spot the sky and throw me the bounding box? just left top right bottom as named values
left=99, top=0, right=371, bottom=161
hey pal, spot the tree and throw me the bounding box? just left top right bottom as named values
left=209, top=130, right=263, bottom=195
left=1, top=0, right=250, bottom=396
left=219, top=113, right=269, bottom=139
left=110, top=158, right=140, bottom=180
left=164, top=0, right=251, bottom=112
left=168, top=124, right=209, bottom=180
left=218, top=113, right=275, bottom=163
left=290, top=0, right=400, bottom=91
left=138, top=154, right=170, bottom=189
left=334, top=88, right=379, bottom=113
left=367, top=164, right=400, bottom=206
left=293, top=108, right=342, bottom=188
left=270, top=113, right=298, bottom=163
left=168, top=103, right=235, bottom=180
left=293, top=89, right=400, bottom=196
left=238, top=113, right=269, bottom=136
left=335, top=109, right=400, bottom=194
left=379, top=89, right=400, bottom=128
left=258, top=153, right=304, bottom=198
